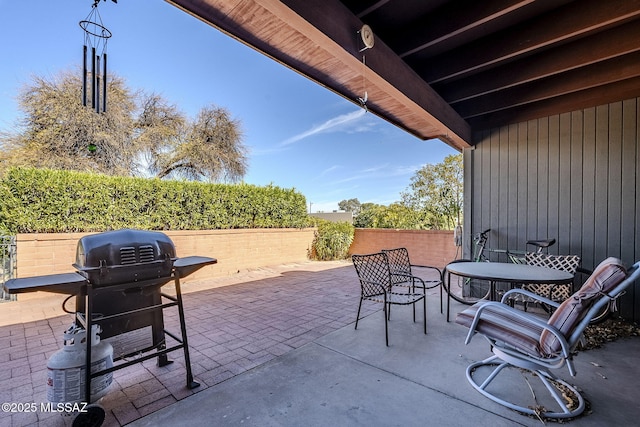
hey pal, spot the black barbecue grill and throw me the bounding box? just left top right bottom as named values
left=4, top=229, right=216, bottom=415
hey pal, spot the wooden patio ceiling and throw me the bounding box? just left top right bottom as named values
left=166, top=0, right=640, bottom=150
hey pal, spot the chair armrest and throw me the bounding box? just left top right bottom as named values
left=408, top=265, right=443, bottom=287
left=389, top=273, right=430, bottom=292
left=464, top=301, right=572, bottom=358
left=500, top=288, right=561, bottom=308
left=411, top=264, right=442, bottom=276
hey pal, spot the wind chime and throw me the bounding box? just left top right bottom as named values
left=79, top=0, right=112, bottom=115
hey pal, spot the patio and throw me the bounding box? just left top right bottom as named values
left=1, top=260, right=639, bottom=426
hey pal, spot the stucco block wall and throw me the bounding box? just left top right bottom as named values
left=349, top=229, right=458, bottom=269
left=13, top=228, right=458, bottom=302
left=15, top=228, right=316, bottom=293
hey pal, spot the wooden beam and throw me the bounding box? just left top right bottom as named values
left=280, top=0, right=470, bottom=142
left=396, top=0, right=540, bottom=58
left=437, top=20, right=640, bottom=103
left=420, top=0, right=640, bottom=84
left=456, top=51, right=640, bottom=118
left=467, top=76, right=640, bottom=130
left=167, top=0, right=472, bottom=148
left=354, top=0, right=391, bottom=18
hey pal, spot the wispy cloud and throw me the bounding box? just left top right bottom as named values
left=319, top=165, right=340, bottom=176
left=330, top=164, right=421, bottom=185
left=360, top=164, right=389, bottom=174
left=249, top=145, right=290, bottom=156
left=280, top=109, right=369, bottom=146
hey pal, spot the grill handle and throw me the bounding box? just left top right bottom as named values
left=100, top=259, right=108, bottom=277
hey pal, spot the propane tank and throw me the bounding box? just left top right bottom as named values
left=46, top=325, right=114, bottom=404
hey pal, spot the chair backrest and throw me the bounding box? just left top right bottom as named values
left=352, top=252, right=392, bottom=298
left=525, top=253, right=582, bottom=301
left=382, top=248, right=412, bottom=281
left=540, top=257, right=633, bottom=355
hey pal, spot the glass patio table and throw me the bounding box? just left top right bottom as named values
left=444, top=261, right=574, bottom=321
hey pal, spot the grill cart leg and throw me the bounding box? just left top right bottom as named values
left=84, top=284, right=94, bottom=405
left=173, top=275, right=200, bottom=389
left=157, top=349, right=173, bottom=367
left=151, top=292, right=174, bottom=367
left=72, top=404, right=105, bottom=427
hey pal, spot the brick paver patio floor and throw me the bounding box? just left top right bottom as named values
left=0, top=260, right=421, bottom=426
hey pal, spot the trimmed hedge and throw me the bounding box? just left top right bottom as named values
left=0, top=167, right=309, bottom=233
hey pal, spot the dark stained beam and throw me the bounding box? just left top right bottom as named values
left=278, top=0, right=470, bottom=144
left=420, top=0, right=640, bottom=84
left=396, top=0, right=549, bottom=58
left=437, top=20, right=640, bottom=104
left=166, top=0, right=471, bottom=148
left=456, top=52, right=640, bottom=119
left=354, top=0, right=390, bottom=18
left=467, top=76, right=640, bottom=130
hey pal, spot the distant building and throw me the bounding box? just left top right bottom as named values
left=309, top=211, right=354, bottom=223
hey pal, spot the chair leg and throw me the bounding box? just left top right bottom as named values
left=446, top=273, right=452, bottom=322
left=423, top=296, right=427, bottom=334
left=383, top=303, right=389, bottom=346
left=355, top=297, right=363, bottom=330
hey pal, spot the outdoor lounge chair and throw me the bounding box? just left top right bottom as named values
left=352, top=252, right=427, bottom=346
left=382, top=248, right=443, bottom=312
left=455, top=257, right=640, bottom=419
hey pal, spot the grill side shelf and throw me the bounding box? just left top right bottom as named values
left=3, top=272, right=87, bottom=295
left=173, top=256, right=217, bottom=278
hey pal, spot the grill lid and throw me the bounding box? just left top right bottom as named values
left=74, top=229, right=177, bottom=286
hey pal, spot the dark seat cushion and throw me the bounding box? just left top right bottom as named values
left=456, top=304, right=545, bottom=357
left=540, top=257, right=626, bottom=355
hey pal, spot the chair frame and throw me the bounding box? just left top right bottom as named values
left=382, top=247, right=443, bottom=313
left=352, top=252, right=427, bottom=346
left=458, top=260, right=640, bottom=419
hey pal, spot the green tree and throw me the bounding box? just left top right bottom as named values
left=353, top=202, right=382, bottom=228
left=401, top=153, right=463, bottom=230
left=354, top=202, right=427, bottom=229
left=376, top=203, right=425, bottom=229
left=0, top=70, right=248, bottom=182
left=338, top=198, right=361, bottom=215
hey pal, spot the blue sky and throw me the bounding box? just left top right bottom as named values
left=0, top=0, right=457, bottom=212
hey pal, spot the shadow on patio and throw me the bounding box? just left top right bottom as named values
left=1, top=261, right=639, bottom=426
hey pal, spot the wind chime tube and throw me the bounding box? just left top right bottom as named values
left=102, top=53, right=107, bottom=113
left=96, top=54, right=101, bottom=113
left=91, top=47, right=96, bottom=110
left=82, top=45, right=87, bottom=107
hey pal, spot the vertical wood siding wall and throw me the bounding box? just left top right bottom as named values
left=466, top=98, right=640, bottom=321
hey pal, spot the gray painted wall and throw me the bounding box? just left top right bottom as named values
left=465, top=97, right=640, bottom=321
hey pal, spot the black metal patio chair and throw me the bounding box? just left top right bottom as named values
left=382, top=247, right=443, bottom=313
left=455, top=257, right=640, bottom=419
left=352, top=252, right=427, bottom=346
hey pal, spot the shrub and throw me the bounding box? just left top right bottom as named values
left=0, top=167, right=309, bottom=233
left=310, top=220, right=355, bottom=260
